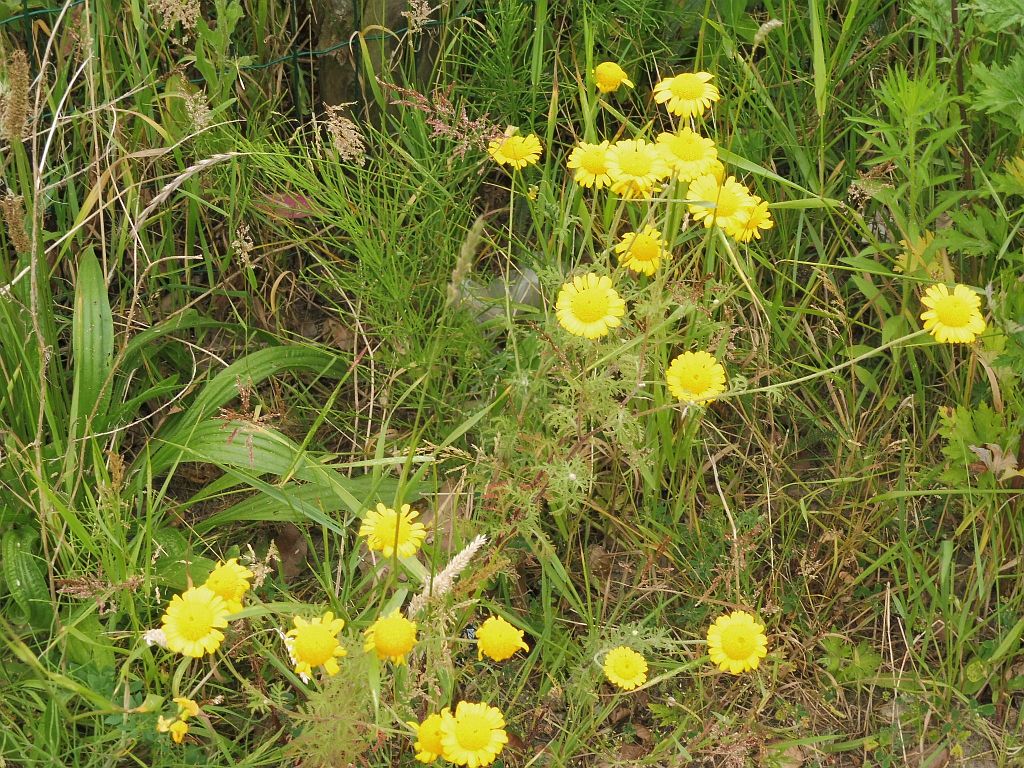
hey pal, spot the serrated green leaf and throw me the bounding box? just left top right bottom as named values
left=971, top=54, right=1024, bottom=132
left=969, top=0, right=1024, bottom=31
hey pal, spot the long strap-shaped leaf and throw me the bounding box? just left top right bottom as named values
left=67, top=247, right=113, bottom=449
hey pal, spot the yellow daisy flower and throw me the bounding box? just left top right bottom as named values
left=920, top=284, right=986, bottom=344
left=567, top=141, right=613, bottom=189
left=602, top=646, right=648, bottom=690
left=358, top=502, right=427, bottom=559
left=439, top=701, right=509, bottom=767
left=285, top=611, right=347, bottom=680
left=656, top=128, right=720, bottom=181
left=686, top=174, right=754, bottom=233
left=614, top=225, right=671, bottom=275
left=606, top=139, right=671, bottom=198
left=161, top=585, right=229, bottom=658
left=555, top=273, right=626, bottom=339
left=594, top=61, right=634, bottom=93
left=408, top=711, right=447, bottom=764
left=476, top=615, right=529, bottom=662
left=487, top=131, right=542, bottom=169
left=653, top=71, right=720, bottom=119
left=707, top=610, right=768, bottom=674
left=363, top=609, right=418, bottom=664
left=666, top=351, right=727, bottom=404
left=173, top=697, right=200, bottom=720
left=724, top=197, right=774, bottom=242
left=202, top=558, right=253, bottom=613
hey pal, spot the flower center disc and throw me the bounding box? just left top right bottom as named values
left=678, top=367, right=713, bottom=394
left=615, top=656, right=642, bottom=677
left=617, top=150, right=653, bottom=178
left=502, top=139, right=528, bottom=161
left=934, top=296, right=972, bottom=327
left=670, top=74, right=706, bottom=99
left=582, top=150, right=608, bottom=174
left=294, top=625, right=335, bottom=665
left=721, top=625, right=756, bottom=660
left=714, top=188, right=744, bottom=219
left=454, top=719, right=490, bottom=750
left=374, top=618, right=413, bottom=655
left=672, top=138, right=702, bottom=160
left=178, top=606, right=215, bottom=641
left=628, top=235, right=658, bottom=262
left=389, top=520, right=410, bottom=545
left=571, top=289, right=611, bottom=323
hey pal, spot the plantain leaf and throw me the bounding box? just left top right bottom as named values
left=193, top=474, right=399, bottom=533
left=68, top=248, right=114, bottom=437
left=150, top=418, right=370, bottom=518
left=145, top=346, right=352, bottom=460
left=1, top=530, right=53, bottom=627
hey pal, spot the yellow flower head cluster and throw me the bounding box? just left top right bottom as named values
left=567, top=141, right=613, bottom=189
left=285, top=611, right=347, bottom=680
left=603, top=646, right=648, bottom=690
left=156, top=697, right=201, bottom=745
left=475, top=615, right=529, bottom=662
left=666, top=351, right=728, bottom=404
left=488, top=128, right=542, bottom=170
left=606, top=139, right=671, bottom=199
left=593, top=61, right=633, bottom=93
left=203, top=558, right=253, bottom=613
left=614, top=226, right=671, bottom=275
left=562, top=69, right=774, bottom=240
left=597, top=611, right=770, bottom=696
left=364, top=609, right=418, bottom=664
left=159, top=557, right=255, bottom=658
left=411, top=701, right=509, bottom=766
left=403, top=611, right=530, bottom=763
left=653, top=71, right=720, bottom=119
left=707, top=610, right=769, bottom=674
left=920, top=283, right=986, bottom=344
left=358, top=502, right=427, bottom=559
left=556, top=273, right=626, bottom=339
left=686, top=173, right=773, bottom=241
left=161, top=586, right=229, bottom=658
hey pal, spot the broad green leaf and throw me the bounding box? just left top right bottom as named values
left=68, top=248, right=113, bottom=438
left=194, top=474, right=398, bottom=533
